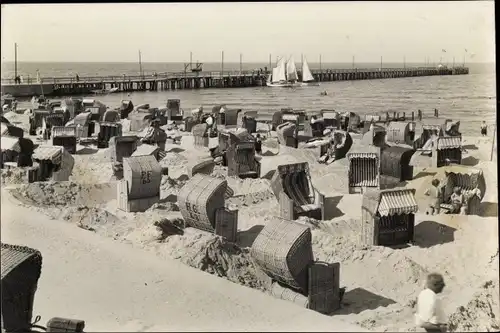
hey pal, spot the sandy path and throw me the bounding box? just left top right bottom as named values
left=1, top=190, right=369, bottom=332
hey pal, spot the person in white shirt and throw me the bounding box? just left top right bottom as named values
left=415, top=273, right=447, bottom=332
left=205, top=114, right=214, bottom=127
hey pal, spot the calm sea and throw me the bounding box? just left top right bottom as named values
left=1, top=61, right=496, bottom=136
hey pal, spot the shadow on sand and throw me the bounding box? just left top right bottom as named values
left=165, top=147, right=185, bottom=154
left=76, top=147, right=98, bottom=155
left=336, top=287, right=397, bottom=315
left=261, top=150, right=279, bottom=157
left=161, top=194, right=178, bottom=203
left=414, top=220, right=456, bottom=248
left=462, top=144, right=479, bottom=151
left=461, top=156, right=480, bottom=166
left=412, top=171, right=437, bottom=180
left=322, top=196, right=345, bottom=220
left=237, top=225, right=264, bottom=248
left=480, top=202, right=498, bottom=217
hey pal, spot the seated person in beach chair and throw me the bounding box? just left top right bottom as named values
left=424, top=179, right=442, bottom=215
left=165, top=120, right=181, bottom=144
left=255, top=134, right=263, bottom=154
left=204, top=113, right=218, bottom=138
left=449, top=187, right=465, bottom=214
left=141, top=118, right=166, bottom=145
left=318, top=138, right=337, bottom=165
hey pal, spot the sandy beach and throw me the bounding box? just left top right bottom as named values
left=1, top=109, right=498, bottom=332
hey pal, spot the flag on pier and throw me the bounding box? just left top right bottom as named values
left=441, top=49, right=447, bottom=53
left=465, top=48, right=468, bottom=52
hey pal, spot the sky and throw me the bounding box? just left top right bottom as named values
left=0, top=1, right=495, bottom=63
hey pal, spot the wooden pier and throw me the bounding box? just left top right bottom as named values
left=1, top=66, right=469, bottom=97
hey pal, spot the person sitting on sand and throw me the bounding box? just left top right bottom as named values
left=450, top=187, right=464, bottom=214
left=415, top=273, right=447, bottom=333
left=425, top=179, right=441, bottom=215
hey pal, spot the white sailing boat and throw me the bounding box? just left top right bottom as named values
left=301, top=56, right=320, bottom=86
left=266, top=56, right=301, bottom=87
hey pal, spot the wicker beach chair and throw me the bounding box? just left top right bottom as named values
left=251, top=218, right=314, bottom=293
left=177, top=174, right=238, bottom=242
left=1, top=243, right=42, bottom=332
left=270, top=162, right=324, bottom=220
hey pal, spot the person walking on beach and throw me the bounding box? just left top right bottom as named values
left=418, top=109, right=423, bottom=121
left=481, top=121, right=488, bottom=136
left=415, top=273, right=447, bottom=333
left=425, top=179, right=441, bottom=215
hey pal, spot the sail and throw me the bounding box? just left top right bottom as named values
left=273, top=58, right=287, bottom=83
left=286, top=56, right=298, bottom=81
left=272, top=68, right=280, bottom=83
left=302, top=57, right=315, bottom=82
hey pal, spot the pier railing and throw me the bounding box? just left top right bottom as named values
left=1, top=66, right=465, bottom=85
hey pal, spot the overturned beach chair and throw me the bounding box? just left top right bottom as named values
left=251, top=218, right=341, bottom=314
left=177, top=174, right=238, bottom=242
left=270, top=162, right=325, bottom=220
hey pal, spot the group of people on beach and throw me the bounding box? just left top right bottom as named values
left=425, top=179, right=466, bottom=215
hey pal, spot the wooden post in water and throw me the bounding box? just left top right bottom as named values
left=352, top=55, right=355, bottom=69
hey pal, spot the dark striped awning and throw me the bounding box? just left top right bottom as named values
left=378, top=189, right=418, bottom=216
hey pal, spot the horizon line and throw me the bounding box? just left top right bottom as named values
left=1, top=60, right=493, bottom=64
